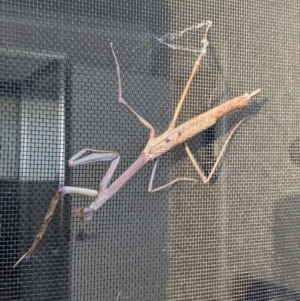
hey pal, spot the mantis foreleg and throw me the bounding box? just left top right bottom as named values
left=13, top=149, right=120, bottom=268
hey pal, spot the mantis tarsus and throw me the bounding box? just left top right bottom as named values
left=13, top=22, right=260, bottom=268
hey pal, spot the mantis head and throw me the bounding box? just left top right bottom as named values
left=73, top=206, right=94, bottom=222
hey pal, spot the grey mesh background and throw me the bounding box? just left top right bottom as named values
left=1, top=1, right=300, bottom=301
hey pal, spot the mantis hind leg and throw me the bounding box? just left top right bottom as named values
left=147, top=117, right=250, bottom=193
left=148, top=158, right=197, bottom=193
left=168, top=21, right=212, bottom=130
left=185, top=117, right=251, bottom=183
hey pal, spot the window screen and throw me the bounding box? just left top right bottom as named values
left=1, top=1, right=300, bottom=301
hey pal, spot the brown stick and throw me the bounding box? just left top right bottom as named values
left=12, top=190, right=62, bottom=268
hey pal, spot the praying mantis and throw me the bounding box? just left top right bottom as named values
left=13, top=21, right=260, bottom=268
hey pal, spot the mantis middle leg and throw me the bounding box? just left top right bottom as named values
left=110, top=43, right=197, bottom=192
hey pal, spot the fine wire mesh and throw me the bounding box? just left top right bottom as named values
left=1, top=1, right=300, bottom=301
